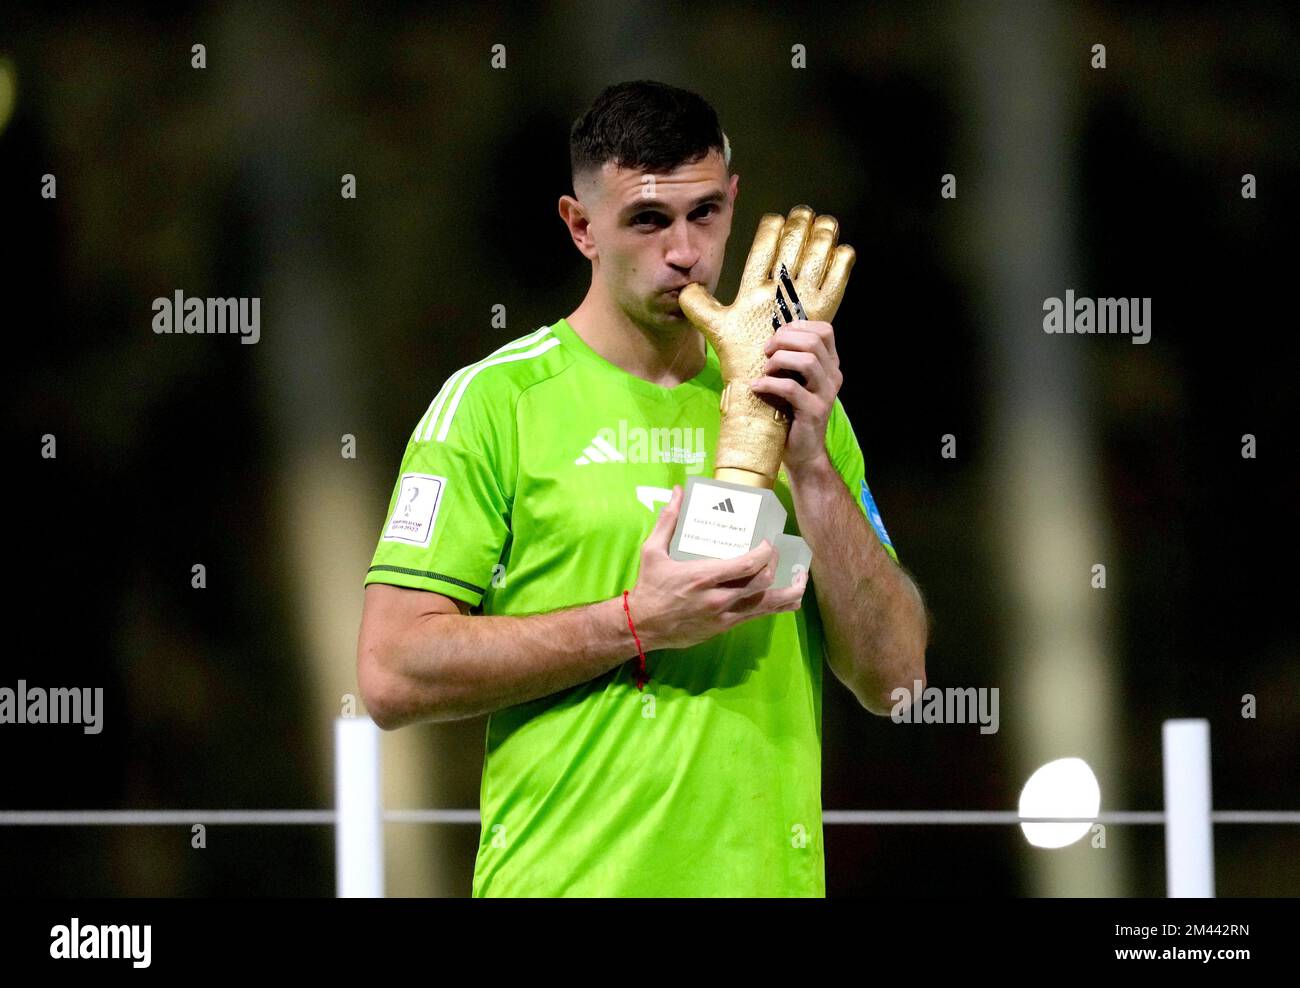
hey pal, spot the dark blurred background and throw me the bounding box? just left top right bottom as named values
left=2, top=0, right=1296, bottom=896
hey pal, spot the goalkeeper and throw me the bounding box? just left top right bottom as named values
left=356, top=80, right=929, bottom=897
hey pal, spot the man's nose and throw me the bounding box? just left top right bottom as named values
left=663, top=219, right=702, bottom=269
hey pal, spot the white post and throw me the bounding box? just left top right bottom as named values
left=1162, top=718, right=1214, bottom=897
left=335, top=716, right=384, bottom=897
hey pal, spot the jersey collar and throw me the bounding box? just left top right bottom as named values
left=553, top=317, right=722, bottom=403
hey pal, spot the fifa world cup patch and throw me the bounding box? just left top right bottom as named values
left=859, top=478, right=894, bottom=551
left=383, top=473, right=447, bottom=548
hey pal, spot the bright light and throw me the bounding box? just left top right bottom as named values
left=1018, top=757, right=1100, bottom=848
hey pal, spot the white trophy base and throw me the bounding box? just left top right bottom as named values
left=668, top=475, right=812, bottom=591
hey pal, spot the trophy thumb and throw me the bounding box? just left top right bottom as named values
left=677, top=283, right=725, bottom=342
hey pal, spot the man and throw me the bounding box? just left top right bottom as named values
left=356, top=80, right=928, bottom=897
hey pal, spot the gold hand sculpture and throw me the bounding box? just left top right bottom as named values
left=678, top=205, right=856, bottom=489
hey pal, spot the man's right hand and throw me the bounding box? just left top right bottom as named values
left=625, top=484, right=806, bottom=652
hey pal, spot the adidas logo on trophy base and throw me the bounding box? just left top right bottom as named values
left=667, top=475, right=812, bottom=590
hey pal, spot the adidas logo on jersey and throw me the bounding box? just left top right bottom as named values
left=573, top=421, right=708, bottom=473
left=574, top=435, right=626, bottom=465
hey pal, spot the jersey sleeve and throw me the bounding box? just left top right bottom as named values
left=824, top=396, right=899, bottom=564
left=364, top=368, right=517, bottom=607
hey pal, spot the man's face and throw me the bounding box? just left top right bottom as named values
left=576, top=149, right=738, bottom=330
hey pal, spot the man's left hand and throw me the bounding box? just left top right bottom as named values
left=749, top=318, right=841, bottom=474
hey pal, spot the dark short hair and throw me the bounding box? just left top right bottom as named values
left=569, top=80, right=730, bottom=191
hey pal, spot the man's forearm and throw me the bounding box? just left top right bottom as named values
left=371, top=597, right=641, bottom=727
left=787, top=453, right=928, bottom=713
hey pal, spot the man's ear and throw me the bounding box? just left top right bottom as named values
left=558, top=194, right=598, bottom=261
left=728, top=172, right=739, bottom=206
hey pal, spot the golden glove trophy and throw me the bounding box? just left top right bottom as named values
left=668, top=205, right=855, bottom=591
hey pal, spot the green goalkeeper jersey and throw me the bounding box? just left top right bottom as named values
left=365, top=316, right=898, bottom=897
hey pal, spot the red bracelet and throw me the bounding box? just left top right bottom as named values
left=622, top=590, right=648, bottom=690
